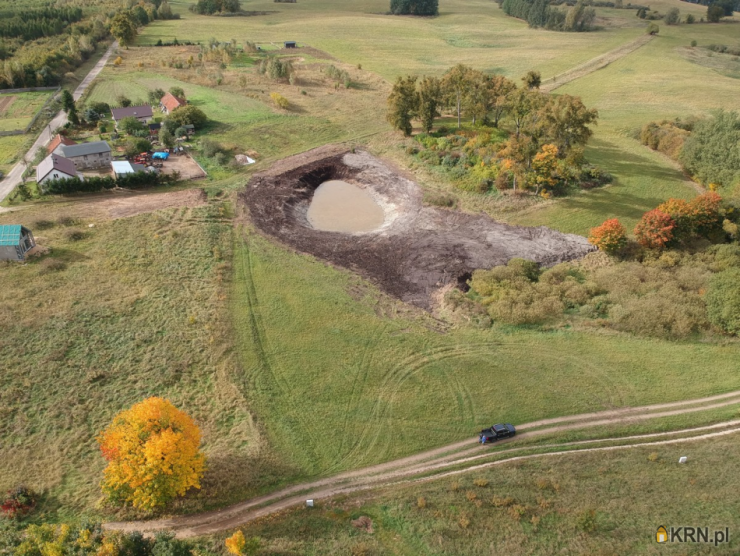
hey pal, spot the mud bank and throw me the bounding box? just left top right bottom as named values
left=243, top=146, right=595, bottom=309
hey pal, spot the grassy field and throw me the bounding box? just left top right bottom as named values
left=215, top=432, right=740, bottom=554
left=231, top=229, right=740, bottom=476
left=0, top=91, right=54, bottom=132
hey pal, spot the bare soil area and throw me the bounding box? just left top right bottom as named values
left=243, top=146, right=595, bottom=308
left=0, top=95, right=16, bottom=115
left=161, top=154, right=207, bottom=180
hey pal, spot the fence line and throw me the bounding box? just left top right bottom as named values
left=0, top=86, right=60, bottom=94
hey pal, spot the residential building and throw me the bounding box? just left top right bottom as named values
left=54, top=141, right=112, bottom=170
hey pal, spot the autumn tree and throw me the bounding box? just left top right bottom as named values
left=98, top=397, right=206, bottom=510
left=530, top=143, right=559, bottom=194
left=109, top=12, right=138, bottom=47
left=442, top=64, right=475, bottom=129
left=226, top=531, right=246, bottom=555
left=387, top=75, right=418, bottom=136
left=417, top=76, right=441, bottom=133
left=506, top=88, right=545, bottom=139
left=588, top=218, right=627, bottom=253
left=634, top=209, right=675, bottom=249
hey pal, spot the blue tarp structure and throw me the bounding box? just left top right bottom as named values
left=152, top=152, right=169, bottom=160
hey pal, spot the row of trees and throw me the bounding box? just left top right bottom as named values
left=389, top=0, right=439, bottom=15
left=0, top=7, right=83, bottom=41
left=40, top=169, right=178, bottom=195
left=502, top=0, right=596, bottom=31
left=190, top=0, right=241, bottom=15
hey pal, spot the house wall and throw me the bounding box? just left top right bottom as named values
left=0, top=245, right=22, bottom=261
left=39, top=171, right=75, bottom=185
left=67, top=151, right=112, bottom=169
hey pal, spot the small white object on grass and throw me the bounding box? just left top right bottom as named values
left=679, top=456, right=688, bottom=464
left=88, top=224, right=95, bottom=228
left=306, top=499, right=314, bottom=507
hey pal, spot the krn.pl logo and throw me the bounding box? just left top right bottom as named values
left=657, top=526, right=668, bottom=543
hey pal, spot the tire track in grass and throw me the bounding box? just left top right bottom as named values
left=344, top=343, right=505, bottom=467
left=331, top=322, right=389, bottom=469
left=236, top=231, right=323, bottom=467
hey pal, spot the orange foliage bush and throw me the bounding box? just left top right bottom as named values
left=634, top=209, right=675, bottom=250
left=588, top=218, right=627, bottom=254
left=225, top=530, right=246, bottom=555
left=98, top=397, right=205, bottom=510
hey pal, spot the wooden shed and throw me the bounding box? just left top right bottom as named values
left=284, top=41, right=297, bottom=48
left=0, top=225, right=36, bottom=261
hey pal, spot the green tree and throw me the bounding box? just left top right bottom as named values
left=506, top=88, right=544, bottom=139
left=442, top=64, right=475, bottom=129
left=386, top=75, right=418, bottom=136
left=125, top=137, right=153, bottom=157
left=646, top=22, right=659, bottom=34
left=522, top=70, right=541, bottom=90
left=541, top=94, right=598, bottom=155
left=159, top=127, right=175, bottom=148
left=417, top=76, right=441, bottom=133
left=131, top=5, right=149, bottom=26
left=61, top=89, right=75, bottom=113
left=117, top=94, right=132, bottom=107
left=118, top=116, right=146, bottom=135
left=169, top=86, right=186, bottom=98
left=664, top=7, right=680, bottom=24
left=705, top=268, right=740, bottom=335
left=148, top=88, right=166, bottom=105
left=169, top=105, right=207, bottom=128
left=109, top=12, right=138, bottom=47
left=488, top=75, right=517, bottom=127
left=679, top=110, right=740, bottom=187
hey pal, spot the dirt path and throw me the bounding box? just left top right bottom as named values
left=541, top=34, right=654, bottom=93
left=104, top=389, right=740, bottom=538
left=0, top=95, right=16, bottom=115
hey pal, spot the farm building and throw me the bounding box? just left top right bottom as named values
left=47, top=134, right=76, bottom=154
left=284, top=41, right=297, bottom=48
left=111, top=105, right=154, bottom=126
left=36, top=154, right=80, bottom=185
left=148, top=122, right=161, bottom=137
left=111, top=161, right=146, bottom=178
left=0, top=225, right=36, bottom=261
left=53, top=141, right=112, bottom=170
left=160, top=92, right=186, bottom=114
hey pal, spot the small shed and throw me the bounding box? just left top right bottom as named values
left=0, top=225, right=36, bottom=261
left=284, top=41, right=297, bottom=48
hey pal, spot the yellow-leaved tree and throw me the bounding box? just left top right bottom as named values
left=98, top=397, right=206, bottom=510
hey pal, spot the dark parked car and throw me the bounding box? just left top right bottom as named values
left=479, top=423, right=516, bottom=444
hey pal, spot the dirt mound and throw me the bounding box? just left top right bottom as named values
left=243, top=146, right=595, bottom=308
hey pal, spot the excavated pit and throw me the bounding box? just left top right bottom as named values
left=243, top=146, right=596, bottom=309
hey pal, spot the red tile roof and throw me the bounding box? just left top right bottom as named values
left=47, top=134, right=76, bottom=154
left=160, top=92, right=186, bottom=113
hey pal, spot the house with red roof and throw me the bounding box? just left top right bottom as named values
left=47, top=134, right=76, bottom=155
left=160, top=92, right=186, bottom=115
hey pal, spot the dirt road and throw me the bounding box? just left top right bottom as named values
left=0, top=42, right=118, bottom=203
left=541, top=34, right=654, bottom=93
left=104, top=389, right=740, bottom=538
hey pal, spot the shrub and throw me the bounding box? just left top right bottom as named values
left=1, top=486, right=37, bottom=519
left=33, top=219, right=55, bottom=230
left=423, top=191, right=456, bottom=207
left=646, top=22, right=659, bottom=35
left=168, top=105, right=208, bottom=128
left=687, top=16, right=695, bottom=25
left=201, top=138, right=226, bottom=157
left=270, top=92, right=289, bottom=109
left=38, top=258, right=67, bottom=273
left=65, top=229, right=87, bottom=241
left=588, top=218, right=627, bottom=254
left=705, top=268, right=740, bottom=335
left=664, top=7, right=680, bottom=24
left=634, top=209, right=675, bottom=249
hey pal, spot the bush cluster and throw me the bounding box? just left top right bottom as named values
left=390, top=0, right=438, bottom=15
left=40, top=171, right=177, bottom=195
left=325, top=65, right=351, bottom=88
left=258, top=57, right=294, bottom=81
left=640, top=119, right=693, bottom=160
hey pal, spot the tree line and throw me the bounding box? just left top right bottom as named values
left=39, top=169, right=179, bottom=195
left=0, top=7, right=83, bottom=41
left=190, top=0, right=241, bottom=15
left=501, top=0, right=596, bottom=31
left=390, top=0, right=439, bottom=15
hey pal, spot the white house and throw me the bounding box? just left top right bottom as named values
left=36, top=154, right=79, bottom=185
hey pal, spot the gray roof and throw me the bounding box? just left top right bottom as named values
left=111, top=105, right=154, bottom=120
left=36, top=154, right=78, bottom=182
left=56, top=141, right=111, bottom=158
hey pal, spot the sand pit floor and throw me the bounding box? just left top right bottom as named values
left=243, top=146, right=595, bottom=308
